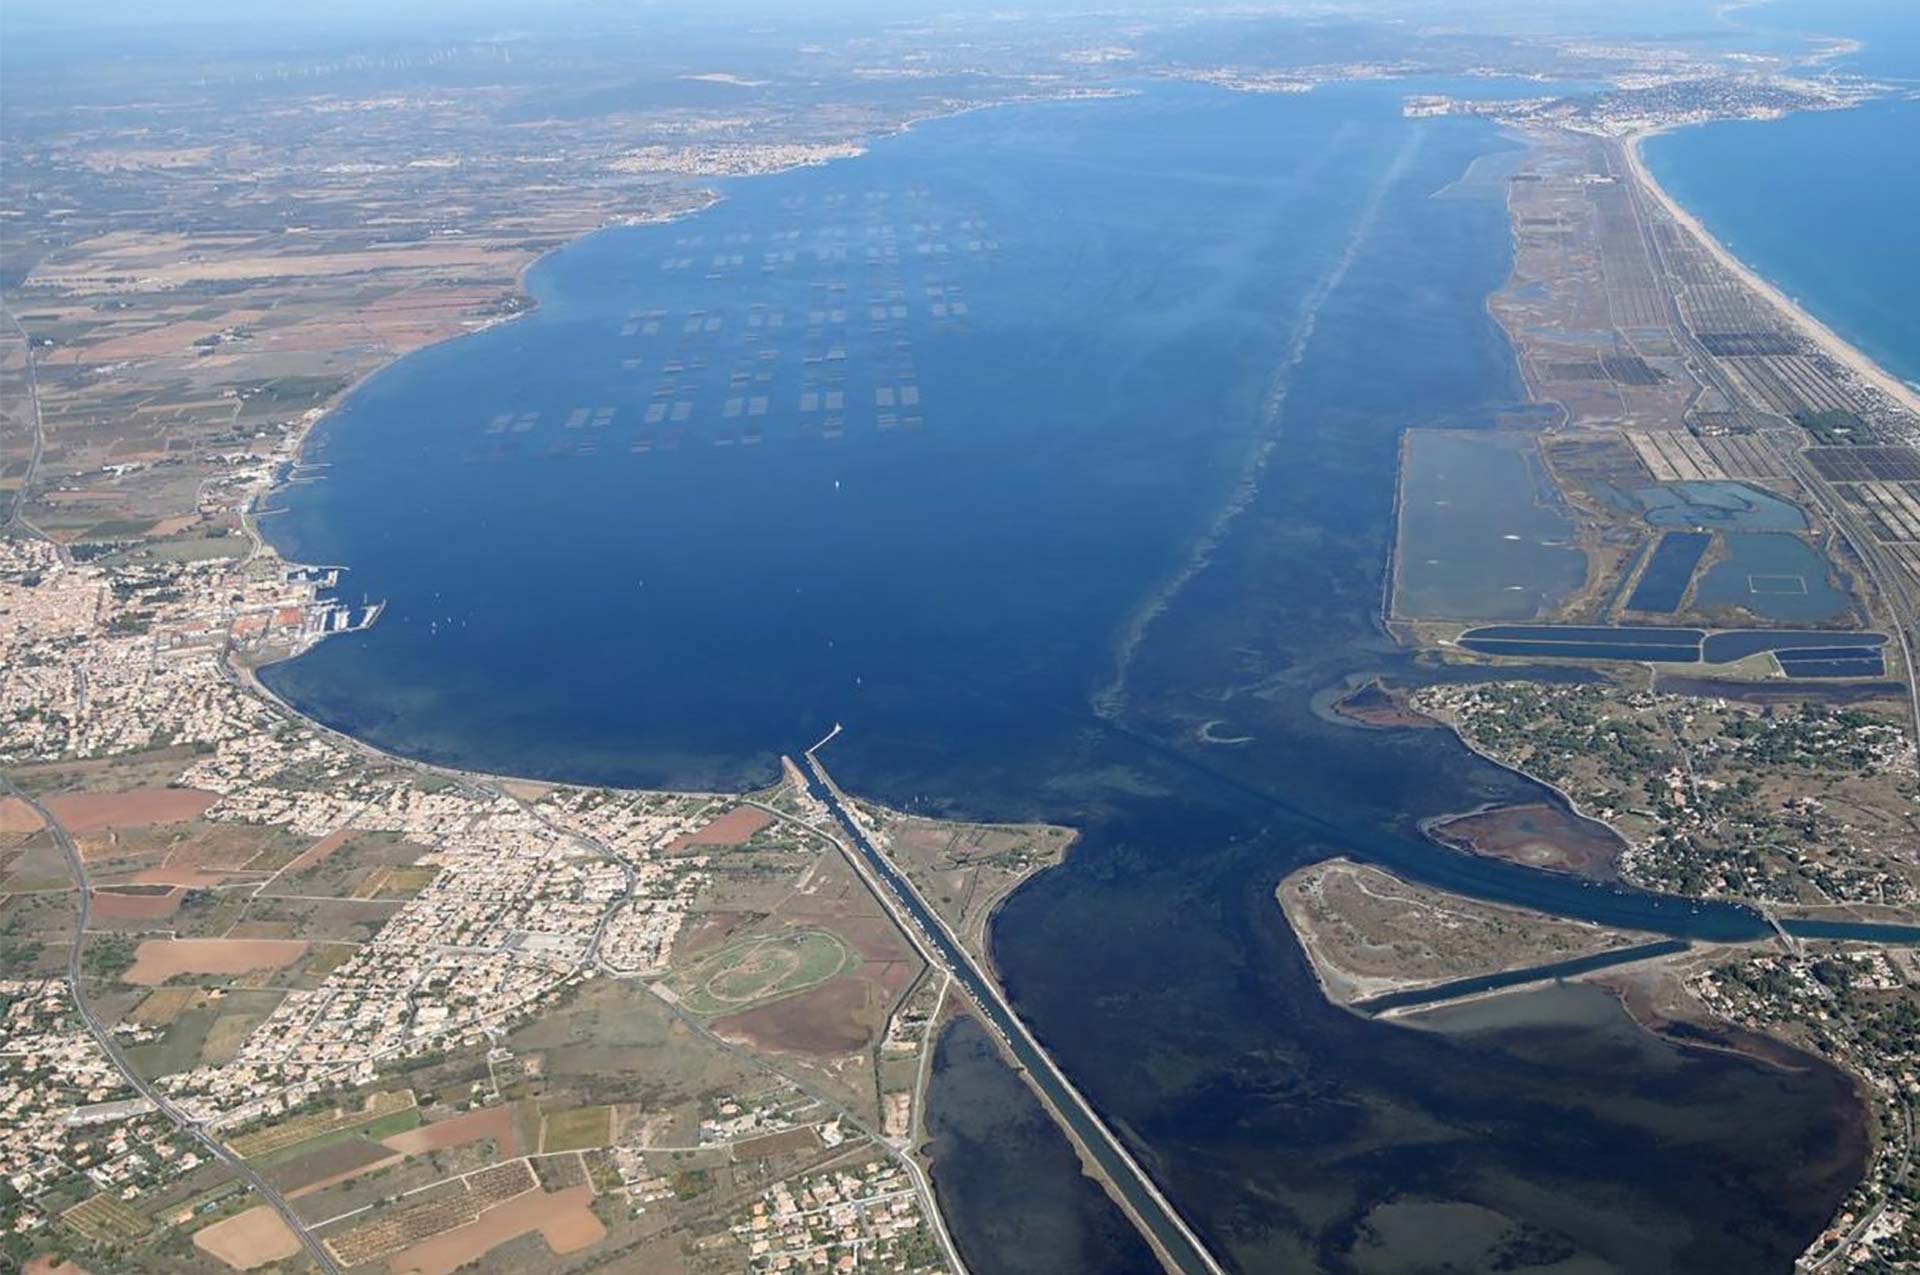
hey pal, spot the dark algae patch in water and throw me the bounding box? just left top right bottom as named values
left=924, top=1016, right=1161, bottom=1275
left=264, top=86, right=1873, bottom=1272
left=1631, top=480, right=1806, bottom=531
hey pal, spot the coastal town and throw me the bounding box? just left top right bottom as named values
left=2, top=978, right=206, bottom=1228
left=1405, top=70, right=1885, bottom=137
left=0, top=508, right=968, bottom=1271
left=731, top=1160, right=942, bottom=1273
left=1693, top=948, right=1920, bottom=1270
left=6, top=3, right=1920, bottom=1273
left=0, top=16, right=1158, bottom=1262
left=1391, top=673, right=1920, bottom=1272
left=1413, top=680, right=1919, bottom=908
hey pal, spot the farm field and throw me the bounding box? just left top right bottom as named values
left=61, top=1193, right=151, bottom=1243
left=383, top=1104, right=523, bottom=1159
left=540, top=1105, right=615, bottom=1154
left=122, top=938, right=309, bottom=986
left=381, top=1184, right=605, bottom=1275
left=229, top=1089, right=417, bottom=1161
left=190, top=1205, right=301, bottom=1271
left=321, top=1160, right=536, bottom=1267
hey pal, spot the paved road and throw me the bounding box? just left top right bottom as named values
left=1780, top=444, right=1920, bottom=737
left=1, top=306, right=50, bottom=538
left=795, top=741, right=1228, bottom=1275
left=1808, top=1096, right=1913, bottom=1269
left=1613, top=137, right=1920, bottom=743
left=1, top=773, right=342, bottom=1274
left=743, top=798, right=990, bottom=1275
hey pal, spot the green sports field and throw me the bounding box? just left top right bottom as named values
left=670, top=929, right=855, bottom=1017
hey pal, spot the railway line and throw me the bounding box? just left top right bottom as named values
left=1612, top=136, right=1920, bottom=741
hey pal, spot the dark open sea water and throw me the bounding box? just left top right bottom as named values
left=263, top=84, right=1878, bottom=1272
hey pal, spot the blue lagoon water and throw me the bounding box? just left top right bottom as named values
left=1623, top=531, right=1709, bottom=612
left=265, top=86, right=1869, bottom=1272
left=1737, top=0, right=1920, bottom=77
left=1631, top=479, right=1806, bottom=531
left=1392, top=431, right=1586, bottom=621
left=1694, top=532, right=1854, bottom=623
left=265, top=87, right=1377, bottom=791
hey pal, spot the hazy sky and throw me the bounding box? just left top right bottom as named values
left=0, top=0, right=1747, bottom=35
left=4, top=0, right=1898, bottom=63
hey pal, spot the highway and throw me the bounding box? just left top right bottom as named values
left=794, top=734, right=1229, bottom=1275
left=0, top=773, right=342, bottom=1275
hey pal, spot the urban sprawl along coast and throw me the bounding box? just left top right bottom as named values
left=7, top=8, right=1920, bottom=1273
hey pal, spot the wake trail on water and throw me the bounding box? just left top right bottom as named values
left=1093, top=126, right=1424, bottom=720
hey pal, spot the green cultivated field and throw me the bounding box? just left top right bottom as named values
left=230, top=1090, right=418, bottom=1163
left=670, top=930, right=855, bottom=1017
left=62, top=1193, right=152, bottom=1242
left=540, top=1104, right=615, bottom=1153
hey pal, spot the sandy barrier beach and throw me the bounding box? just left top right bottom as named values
left=1624, top=124, right=1920, bottom=419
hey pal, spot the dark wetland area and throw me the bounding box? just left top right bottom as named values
left=1623, top=530, right=1709, bottom=613
left=264, top=86, right=1875, bottom=1272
